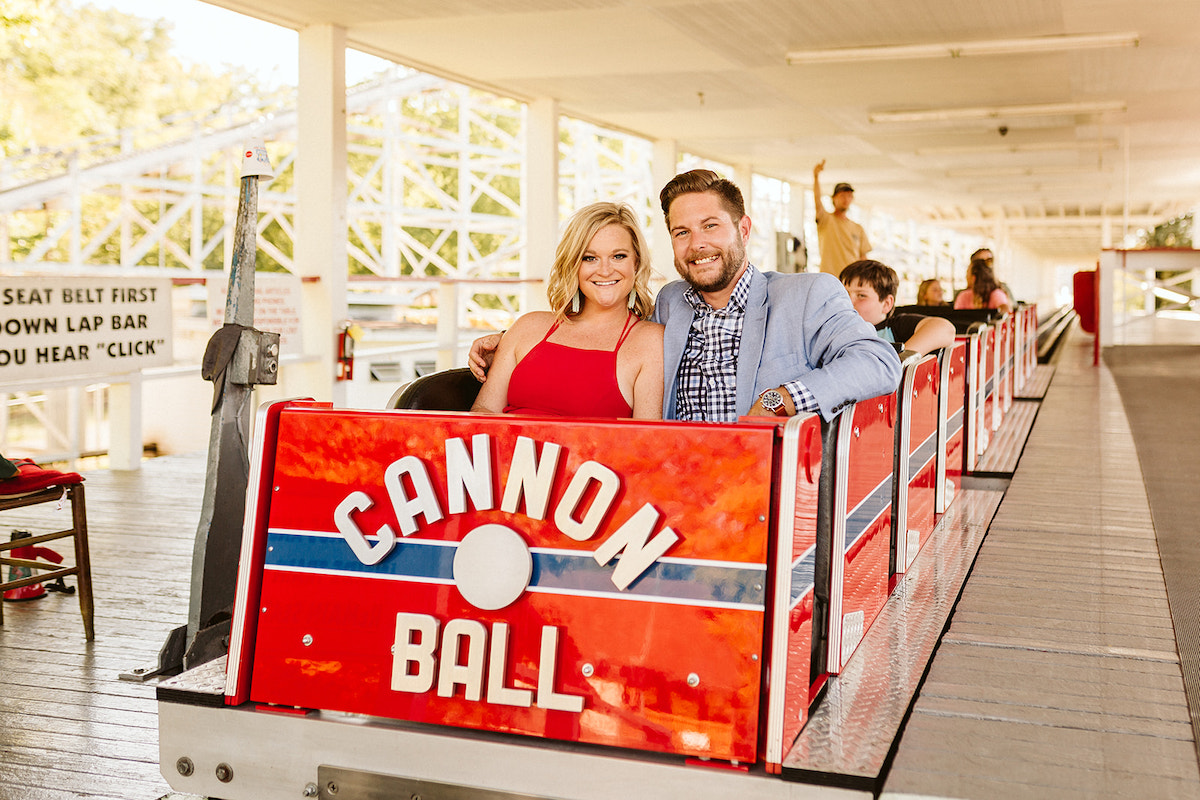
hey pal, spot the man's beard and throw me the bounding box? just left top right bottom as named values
left=677, top=237, right=746, bottom=293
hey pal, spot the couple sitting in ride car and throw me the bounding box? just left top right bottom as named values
left=470, top=170, right=902, bottom=423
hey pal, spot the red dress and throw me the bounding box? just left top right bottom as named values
left=504, top=314, right=639, bottom=417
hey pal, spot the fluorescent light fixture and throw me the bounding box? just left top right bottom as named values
left=870, top=100, right=1126, bottom=124
left=786, top=32, right=1139, bottom=64
left=917, top=139, right=1120, bottom=156
left=1152, top=286, right=1195, bottom=305
left=947, top=165, right=1108, bottom=179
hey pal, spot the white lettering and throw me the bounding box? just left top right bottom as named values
left=536, top=626, right=584, bottom=712
left=553, top=460, right=620, bottom=542
left=384, top=455, right=444, bottom=536
left=445, top=434, right=494, bottom=514
left=437, top=618, right=487, bottom=701
left=334, top=491, right=397, bottom=565
left=593, top=504, right=680, bottom=591
left=485, top=622, right=533, bottom=707
left=390, top=617, right=583, bottom=714
left=500, top=436, right=560, bottom=520
left=391, top=613, right=439, bottom=693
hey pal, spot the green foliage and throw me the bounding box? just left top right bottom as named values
left=0, top=2, right=528, bottom=281
left=0, top=0, right=267, bottom=157
left=1138, top=214, right=1193, bottom=249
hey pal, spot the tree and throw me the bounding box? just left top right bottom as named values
left=1, top=0, right=268, bottom=159
left=1139, top=213, right=1193, bottom=249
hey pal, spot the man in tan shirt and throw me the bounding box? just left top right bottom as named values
left=813, top=160, right=871, bottom=278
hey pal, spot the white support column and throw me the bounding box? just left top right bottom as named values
left=650, top=139, right=678, bottom=276
left=524, top=98, right=558, bottom=312
left=788, top=181, right=807, bottom=272
left=437, top=281, right=459, bottom=371
left=295, top=24, right=348, bottom=406
left=788, top=181, right=806, bottom=240
left=108, top=374, right=143, bottom=471
left=733, top=164, right=754, bottom=212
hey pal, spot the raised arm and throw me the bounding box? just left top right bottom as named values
left=812, top=160, right=826, bottom=222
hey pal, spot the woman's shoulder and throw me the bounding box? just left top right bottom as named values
left=631, top=317, right=664, bottom=341
left=508, top=311, right=557, bottom=337
left=623, top=317, right=664, bottom=359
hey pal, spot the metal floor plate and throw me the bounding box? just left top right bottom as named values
left=973, top=400, right=1039, bottom=476
left=781, top=488, right=1005, bottom=791
left=1014, top=364, right=1055, bottom=400
left=156, top=654, right=229, bottom=706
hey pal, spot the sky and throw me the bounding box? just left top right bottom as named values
left=89, top=0, right=387, bottom=87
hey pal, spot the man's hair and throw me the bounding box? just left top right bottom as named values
left=548, top=201, right=655, bottom=321
left=840, top=259, right=897, bottom=301
left=659, top=169, right=745, bottom=226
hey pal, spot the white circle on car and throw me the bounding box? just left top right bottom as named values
left=452, top=524, right=532, bottom=610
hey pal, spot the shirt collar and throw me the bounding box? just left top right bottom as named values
left=684, top=263, right=757, bottom=314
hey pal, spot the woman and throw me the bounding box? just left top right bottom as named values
left=916, top=278, right=946, bottom=306
left=471, top=202, right=664, bottom=419
left=954, top=258, right=1012, bottom=315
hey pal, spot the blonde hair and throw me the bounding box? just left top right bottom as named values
left=917, top=278, right=943, bottom=305
left=547, top=202, right=655, bottom=321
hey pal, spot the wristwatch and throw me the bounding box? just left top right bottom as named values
left=759, top=389, right=789, bottom=417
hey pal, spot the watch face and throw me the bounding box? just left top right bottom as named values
left=761, top=389, right=786, bottom=414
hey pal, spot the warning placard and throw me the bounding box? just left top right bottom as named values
left=208, top=272, right=303, bottom=356
left=0, top=277, right=173, bottom=382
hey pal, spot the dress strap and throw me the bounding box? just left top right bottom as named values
left=613, top=312, right=639, bottom=352
left=540, top=320, right=563, bottom=343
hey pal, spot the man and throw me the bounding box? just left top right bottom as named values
left=471, top=170, right=900, bottom=422
left=840, top=260, right=955, bottom=357
left=812, top=160, right=871, bottom=278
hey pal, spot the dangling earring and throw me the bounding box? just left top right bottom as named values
left=570, top=291, right=581, bottom=314
left=628, top=288, right=637, bottom=312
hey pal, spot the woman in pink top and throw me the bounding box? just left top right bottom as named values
left=471, top=202, right=665, bottom=419
left=954, top=258, right=1012, bottom=315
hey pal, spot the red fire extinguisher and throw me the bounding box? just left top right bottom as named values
left=336, top=323, right=360, bottom=382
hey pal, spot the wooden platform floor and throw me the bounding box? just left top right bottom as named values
left=883, top=332, right=1200, bottom=799
left=0, top=454, right=201, bottom=800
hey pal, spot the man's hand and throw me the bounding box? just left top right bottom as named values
left=468, top=333, right=503, bottom=381
left=813, top=159, right=825, bottom=177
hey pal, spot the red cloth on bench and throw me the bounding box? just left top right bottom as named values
left=0, top=459, right=83, bottom=496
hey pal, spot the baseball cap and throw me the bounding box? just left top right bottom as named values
left=832, top=182, right=854, bottom=195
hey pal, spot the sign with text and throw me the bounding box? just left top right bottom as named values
left=207, top=272, right=303, bottom=356
left=248, top=409, right=778, bottom=763
left=0, top=277, right=173, bottom=382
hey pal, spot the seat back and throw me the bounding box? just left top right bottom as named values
left=388, top=367, right=482, bottom=411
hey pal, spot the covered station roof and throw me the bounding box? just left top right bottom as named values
left=204, top=0, right=1200, bottom=262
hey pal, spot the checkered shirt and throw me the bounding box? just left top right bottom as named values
left=674, top=265, right=818, bottom=422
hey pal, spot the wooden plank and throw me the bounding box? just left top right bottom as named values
left=0, top=452, right=204, bottom=800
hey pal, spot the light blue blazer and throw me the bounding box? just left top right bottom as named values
left=652, top=268, right=901, bottom=421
